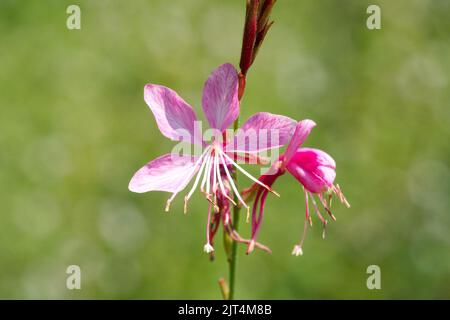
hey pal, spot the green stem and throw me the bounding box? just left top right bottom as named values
left=228, top=118, right=241, bottom=300
left=225, top=0, right=276, bottom=299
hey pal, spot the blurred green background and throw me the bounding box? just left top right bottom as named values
left=0, top=0, right=449, bottom=299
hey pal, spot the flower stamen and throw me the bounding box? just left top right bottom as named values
left=183, top=147, right=212, bottom=214
left=215, top=154, right=237, bottom=206
left=202, top=152, right=214, bottom=195
left=218, top=151, right=249, bottom=210
left=333, top=184, right=350, bottom=208
left=220, top=150, right=280, bottom=197
left=166, top=147, right=211, bottom=213
left=319, top=193, right=336, bottom=221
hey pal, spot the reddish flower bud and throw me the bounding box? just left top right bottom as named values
left=239, top=0, right=259, bottom=76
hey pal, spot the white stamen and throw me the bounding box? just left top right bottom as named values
left=212, top=153, right=218, bottom=193
left=218, top=151, right=249, bottom=209
left=206, top=152, right=214, bottom=195
left=215, top=153, right=237, bottom=206
left=220, top=150, right=279, bottom=196
left=166, top=148, right=211, bottom=212
left=200, top=152, right=213, bottom=193
left=185, top=147, right=212, bottom=203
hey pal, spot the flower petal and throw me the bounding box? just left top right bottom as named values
left=129, top=154, right=199, bottom=193
left=225, top=112, right=297, bottom=153
left=202, top=63, right=239, bottom=131
left=283, top=119, right=316, bottom=164
left=286, top=148, right=336, bottom=193
left=144, top=84, right=202, bottom=145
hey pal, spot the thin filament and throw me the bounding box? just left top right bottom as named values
left=166, top=147, right=210, bottom=212
left=218, top=151, right=249, bottom=209
left=220, top=150, right=279, bottom=197
left=184, top=147, right=212, bottom=206
left=215, top=154, right=237, bottom=205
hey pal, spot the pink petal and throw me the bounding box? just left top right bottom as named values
left=286, top=148, right=336, bottom=193
left=144, top=84, right=202, bottom=145
left=225, top=112, right=297, bottom=153
left=129, top=154, right=199, bottom=193
left=283, top=119, right=316, bottom=164
left=202, top=63, right=239, bottom=132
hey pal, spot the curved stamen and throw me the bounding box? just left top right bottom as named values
left=215, top=153, right=237, bottom=206
left=183, top=147, right=212, bottom=213
left=319, top=193, right=336, bottom=221
left=194, top=149, right=221, bottom=212
left=220, top=150, right=280, bottom=197
left=201, top=152, right=214, bottom=193
left=334, top=184, right=350, bottom=208
left=212, top=153, right=218, bottom=193
left=166, top=147, right=211, bottom=212
left=205, top=155, right=213, bottom=195
left=218, top=151, right=249, bottom=210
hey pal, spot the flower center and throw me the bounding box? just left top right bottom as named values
left=181, top=144, right=279, bottom=216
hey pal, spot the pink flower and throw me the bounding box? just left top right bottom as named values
left=129, top=63, right=297, bottom=252
left=245, top=120, right=350, bottom=255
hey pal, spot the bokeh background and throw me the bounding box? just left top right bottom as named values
left=0, top=0, right=449, bottom=299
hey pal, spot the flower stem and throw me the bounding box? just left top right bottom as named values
left=226, top=0, right=276, bottom=300
left=228, top=118, right=241, bottom=300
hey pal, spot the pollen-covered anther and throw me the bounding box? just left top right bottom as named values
left=246, top=206, right=251, bottom=223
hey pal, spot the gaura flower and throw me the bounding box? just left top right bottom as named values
left=244, top=120, right=350, bottom=255
left=128, top=63, right=298, bottom=252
